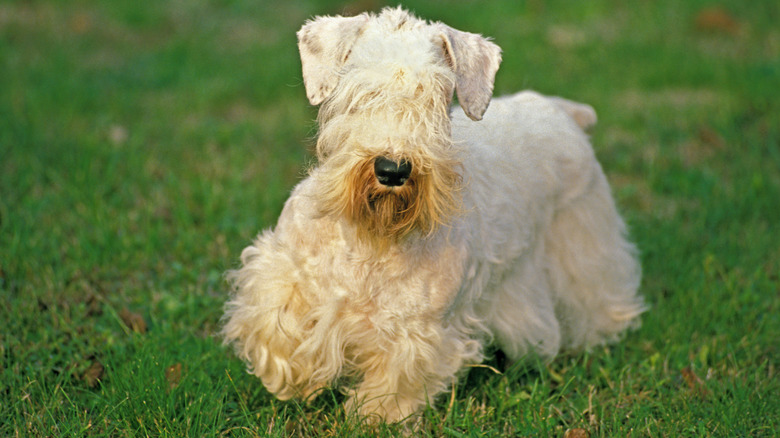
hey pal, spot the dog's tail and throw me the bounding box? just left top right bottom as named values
left=548, top=96, right=598, bottom=130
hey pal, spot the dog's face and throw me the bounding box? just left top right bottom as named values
left=296, top=7, right=501, bottom=245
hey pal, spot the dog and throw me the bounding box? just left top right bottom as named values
left=222, top=7, right=645, bottom=423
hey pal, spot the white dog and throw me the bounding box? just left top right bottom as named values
left=222, top=7, right=645, bottom=423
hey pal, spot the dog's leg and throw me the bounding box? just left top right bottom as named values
left=223, top=234, right=341, bottom=401
left=483, top=248, right=562, bottom=362
left=344, top=326, right=468, bottom=423
left=544, top=165, right=645, bottom=350
left=346, top=362, right=425, bottom=423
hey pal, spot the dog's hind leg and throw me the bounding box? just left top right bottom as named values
left=544, top=163, right=645, bottom=351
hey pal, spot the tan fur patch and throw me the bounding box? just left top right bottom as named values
left=316, top=154, right=461, bottom=249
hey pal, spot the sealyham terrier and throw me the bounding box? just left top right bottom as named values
left=222, top=7, right=645, bottom=423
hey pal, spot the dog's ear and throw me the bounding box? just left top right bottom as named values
left=438, top=26, right=502, bottom=121
left=297, top=14, right=369, bottom=106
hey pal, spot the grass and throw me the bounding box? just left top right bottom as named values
left=1, top=0, right=778, bottom=436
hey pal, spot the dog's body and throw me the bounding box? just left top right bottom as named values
left=223, top=8, right=645, bottom=423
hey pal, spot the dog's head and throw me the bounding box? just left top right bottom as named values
left=297, top=7, right=501, bottom=245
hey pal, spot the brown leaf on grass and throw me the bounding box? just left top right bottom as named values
left=119, top=307, right=147, bottom=334
left=681, top=367, right=711, bottom=397
left=698, top=125, right=726, bottom=150
left=83, top=361, right=104, bottom=388
left=694, top=7, right=740, bottom=36
left=85, top=293, right=103, bottom=317
left=564, top=428, right=590, bottom=438
left=165, top=363, right=183, bottom=391
left=285, top=418, right=297, bottom=436
left=69, top=12, right=93, bottom=35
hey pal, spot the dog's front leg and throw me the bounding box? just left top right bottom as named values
left=344, top=323, right=468, bottom=423
left=223, top=233, right=340, bottom=401
left=347, top=367, right=428, bottom=423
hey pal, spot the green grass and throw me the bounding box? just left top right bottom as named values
left=1, top=0, right=778, bottom=436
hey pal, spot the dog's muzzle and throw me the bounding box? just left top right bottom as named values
left=374, top=157, right=412, bottom=187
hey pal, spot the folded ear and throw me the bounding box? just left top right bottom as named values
left=438, top=25, right=502, bottom=121
left=296, top=14, right=369, bottom=106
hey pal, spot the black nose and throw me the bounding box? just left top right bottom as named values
left=374, top=157, right=412, bottom=187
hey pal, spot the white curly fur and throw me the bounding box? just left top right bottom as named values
left=222, top=7, right=645, bottom=423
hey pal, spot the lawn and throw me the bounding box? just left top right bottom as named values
left=1, top=0, right=778, bottom=436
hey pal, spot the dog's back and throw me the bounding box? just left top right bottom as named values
left=448, top=91, right=644, bottom=360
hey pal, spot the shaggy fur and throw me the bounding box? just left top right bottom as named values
left=222, top=7, right=645, bottom=423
